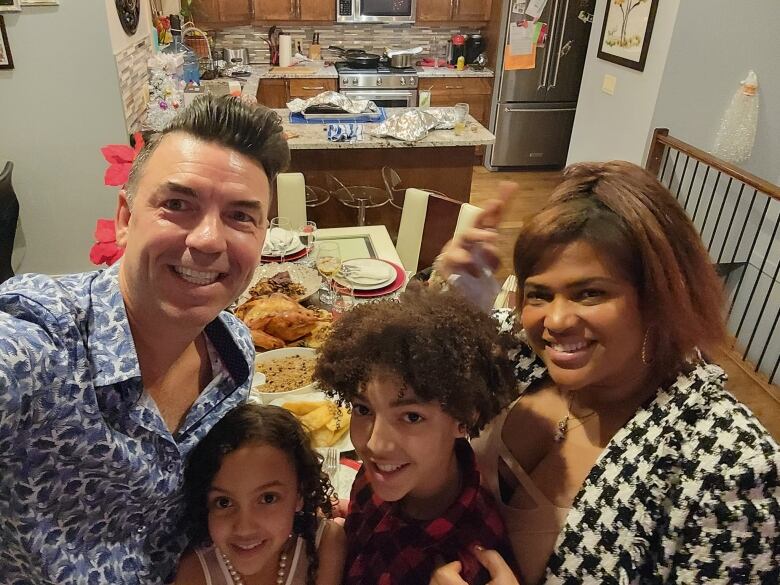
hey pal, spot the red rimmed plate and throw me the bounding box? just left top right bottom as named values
left=351, top=260, right=406, bottom=298
left=261, top=247, right=309, bottom=263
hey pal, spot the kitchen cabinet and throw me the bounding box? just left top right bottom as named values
left=417, top=0, right=491, bottom=23
left=191, top=0, right=253, bottom=27
left=257, top=78, right=337, bottom=108
left=426, top=77, right=492, bottom=126
left=252, top=0, right=334, bottom=23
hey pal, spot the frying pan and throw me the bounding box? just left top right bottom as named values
left=328, top=45, right=382, bottom=68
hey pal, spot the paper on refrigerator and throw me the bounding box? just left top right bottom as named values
left=504, top=21, right=536, bottom=70
left=524, top=0, right=548, bottom=19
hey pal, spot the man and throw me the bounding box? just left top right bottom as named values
left=0, top=96, right=289, bottom=584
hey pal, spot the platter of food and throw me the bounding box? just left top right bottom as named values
left=270, top=391, right=353, bottom=453
left=238, top=263, right=322, bottom=304
left=251, top=347, right=317, bottom=403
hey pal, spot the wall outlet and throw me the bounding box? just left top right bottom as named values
left=602, top=74, right=616, bottom=95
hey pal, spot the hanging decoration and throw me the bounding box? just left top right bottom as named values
left=712, top=71, right=759, bottom=164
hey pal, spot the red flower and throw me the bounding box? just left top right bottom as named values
left=89, top=219, right=124, bottom=266
left=100, top=132, right=144, bottom=187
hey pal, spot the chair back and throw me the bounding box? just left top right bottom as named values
left=0, top=161, right=19, bottom=283
left=275, top=172, right=307, bottom=229
left=395, top=188, right=477, bottom=273
left=454, top=202, right=481, bottom=236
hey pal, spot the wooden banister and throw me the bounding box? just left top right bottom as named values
left=647, top=127, right=780, bottom=201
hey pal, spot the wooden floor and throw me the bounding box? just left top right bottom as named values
left=470, top=166, right=780, bottom=440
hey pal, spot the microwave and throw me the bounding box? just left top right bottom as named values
left=337, top=0, right=416, bottom=23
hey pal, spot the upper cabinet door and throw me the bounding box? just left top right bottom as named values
left=417, top=0, right=453, bottom=22
left=191, top=0, right=220, bottom=25
left=454, top=0, right=489, bottom=22
left=252, top=0, right=293, bottom=21
left=220, top=0, right=254, bottom=22
left=299, top=0, right=334, bottom=20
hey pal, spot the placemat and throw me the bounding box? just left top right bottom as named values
left=288, top=108, right=386, bottom=124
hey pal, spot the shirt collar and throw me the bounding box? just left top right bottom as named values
left=86, top=263, right=251, bottom=389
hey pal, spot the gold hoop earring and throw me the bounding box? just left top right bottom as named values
left=641, top=328, right=654, bottom=365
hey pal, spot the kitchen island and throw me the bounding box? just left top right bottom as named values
left=275, top=107, right=495, bottom=204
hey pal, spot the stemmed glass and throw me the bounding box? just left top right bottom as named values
left=315, top=242, right=342, bottom=305
left=269, top=217, right=294, bottom=261
left=298, top=221, right=317, bottom=266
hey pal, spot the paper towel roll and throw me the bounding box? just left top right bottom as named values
left=279, top=34, right=292, bottom=68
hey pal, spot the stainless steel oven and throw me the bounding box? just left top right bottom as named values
left=337, top=0, right=416, bottom=23
left=339, top=89, right=418, bottom=108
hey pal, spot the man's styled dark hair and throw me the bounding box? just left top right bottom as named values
left=126, top=95, right=289, bottom=200
left=313, top=286, right=518, bottom=437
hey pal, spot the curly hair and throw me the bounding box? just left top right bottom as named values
left=313, top=286, right=518, bottom=436
left=182, top=404, right=334, bottom=585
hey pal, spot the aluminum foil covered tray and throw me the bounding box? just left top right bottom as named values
left=287, top=91, right=379, bottom=115
left=371, top=108, right=458, bottom=142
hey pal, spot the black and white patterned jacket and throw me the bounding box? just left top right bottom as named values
left=493, top=310, right=780, bottom=584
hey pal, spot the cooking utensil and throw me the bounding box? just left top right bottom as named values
left=388, top=53, right=413, bottom=68
left=224, top=48, right=250, bottom=66
left=327, top=45, right=367, bottom=58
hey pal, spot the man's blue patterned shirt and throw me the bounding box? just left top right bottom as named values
left=0, top=264, right=254, bottom=584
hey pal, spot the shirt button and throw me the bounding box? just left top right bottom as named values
left=166, top=463, right=176, bottom=473
left=137, top=525, right=145, bottom=534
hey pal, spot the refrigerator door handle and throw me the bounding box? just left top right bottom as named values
left=538, top=0, right=561, bottom=91
left=548, top=0, right=570, bottom=90
left=503, top=107, right=575, bottom=113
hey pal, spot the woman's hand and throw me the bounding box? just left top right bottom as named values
left=436, top=182, right=517, bottom=279
left=430, top=547, right=520, bottom=585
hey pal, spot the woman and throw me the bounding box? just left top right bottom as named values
left=431, top=161, right=779, bottom=584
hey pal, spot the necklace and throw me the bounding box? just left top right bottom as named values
left=219, top=542, right=289, bottom=585
left=554, top=393, right=598, bottom=442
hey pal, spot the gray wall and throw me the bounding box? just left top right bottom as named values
left=567, top=0, right=681, bottom=165
left=651, top=0, right=780, bottom=185
left=0, top=3, right=128, bottom=275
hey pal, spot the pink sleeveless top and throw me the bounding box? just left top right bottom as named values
left=471, top=398, right=571, bottom=585
left=194, top=519, right=328, bottom=585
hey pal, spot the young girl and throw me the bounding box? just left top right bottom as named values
left=313, top=287, right=518, bottom=585
left=174, top=404, right=346, bottom=585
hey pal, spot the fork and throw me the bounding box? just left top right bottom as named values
left=318, top=447, right=340, bottom=496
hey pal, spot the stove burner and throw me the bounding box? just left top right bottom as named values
left=336, top=61, right=419, bottom=90
left=335, top=62, right=418, bottom=76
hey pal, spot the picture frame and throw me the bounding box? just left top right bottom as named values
left=597, top=0, right=659, bottom=72
left=0, top=0, right=21, bottom=12
left=0, top=16, right=12, bottom=69
left=20, top=0, right=59, bottom=5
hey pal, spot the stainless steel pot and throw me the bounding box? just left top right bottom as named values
left=224, top=48, right=250, bottom=66
left=389, top=53, right=413, bottom=68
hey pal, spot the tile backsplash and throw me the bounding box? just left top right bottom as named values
left=213, top=24, right=480, bottom=65
left=116, top=37, right=152, bottom=133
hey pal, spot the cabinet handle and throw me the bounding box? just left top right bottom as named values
left=290, top=0, right=295, bottom=16
left=297, top=0, right=301, bottom=17
left=449, top=0, right=455, bottom=20
left=302, top=86, right=325, bottom=90
left=445, top=85, right=464, bottom=89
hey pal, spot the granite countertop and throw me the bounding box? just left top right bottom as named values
left=275, top=107, right=495, bottom=150
left=416, top=66, right=494, bottom=78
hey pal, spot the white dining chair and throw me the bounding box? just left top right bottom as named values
left=395, top=188, right=482, bottom=273
left=275, top=172, right=307, bottom=228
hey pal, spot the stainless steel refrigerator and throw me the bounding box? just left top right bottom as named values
left=485, top=0, right=595, bottom=169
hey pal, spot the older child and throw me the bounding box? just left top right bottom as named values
left=314, top=287, right=518, bottom=585
left=174, top=404, right=345, bottom=585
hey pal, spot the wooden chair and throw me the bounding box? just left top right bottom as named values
left=0, top=161, right=19, bottom=284
left=395, top=188, right=482, bottom=273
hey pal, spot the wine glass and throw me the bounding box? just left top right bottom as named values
left=331, top=281, right=355, bottom=319
left=298, top=221, right=317, bottom=265
left=269, top=217, right=293, bottom=261
left=315, top=242, right=342, bottom=305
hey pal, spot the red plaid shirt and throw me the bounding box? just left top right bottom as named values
left=344, top=440, right=515, bottom=585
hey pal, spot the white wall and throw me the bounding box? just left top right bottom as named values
left=106, top=0, right=152, bottom=55
left=651, top=0, right=780, bottom=185
left=0, top=4, right=129, bottom=275
left=566, top=0, right=680, bottom=165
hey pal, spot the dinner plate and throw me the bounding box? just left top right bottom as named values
left=270, top=391, right=354, bottom=453
left=334, top=258, right=396, bottom=291
left=350, top=261, right=406, bottom=298
left=237, top=262, right=322, bottom=304
left=262, top=228, right=305, bottom=256
left=261, top=247, right=309, bottom=263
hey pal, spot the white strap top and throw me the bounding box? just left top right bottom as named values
left=471, top=398, right=571, bottom=585
left=194, top=519, right=328, bottom=585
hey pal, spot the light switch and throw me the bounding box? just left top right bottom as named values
left=602, top=74, right=616, bottom=95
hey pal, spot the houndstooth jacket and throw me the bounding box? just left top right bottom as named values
left=491, top=310, right=780, bottom=584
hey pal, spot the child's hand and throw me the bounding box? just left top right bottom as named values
left=429, top=546, right=520, bottom=585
